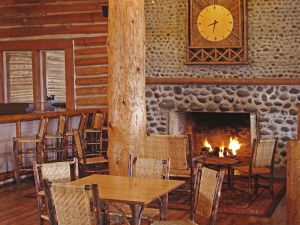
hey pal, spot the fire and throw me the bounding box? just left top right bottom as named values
left=203, top=138, right=213, bottom=152
left=228, top=137, right=241, bottom=155
left=219, top=143, right=225, bottom=157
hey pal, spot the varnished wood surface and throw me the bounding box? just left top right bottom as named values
left=71, top=174, right=184, bottom=205
left=0, top=108, right=107, bottom=124
left=203, top=157, right=239, bottom=165
left=286, top=140, right=300, bottom=225
left=0, top=180, right=286, bottom=225
left=146, top=77, right=300, bottom=85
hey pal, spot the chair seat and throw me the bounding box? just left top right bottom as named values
left=170, top=168, right=191, bottom=178
left=152, top=220, right=196, bottom=225
left=80, top=157, right=108, bottom=165
left=45, top=134, right=63, bottom=139
left=233, top=165, right=271, bottom=175
left=65, top=130, right=75, bottom=136
left=14, top=137, right=40, bottom=143
left=84, top=128, right=101, bottom=133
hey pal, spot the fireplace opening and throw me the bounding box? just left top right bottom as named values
left=169, top=111, right=257, bottom=161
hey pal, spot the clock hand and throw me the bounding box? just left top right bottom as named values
left=208, top=20, right=218, bottom=33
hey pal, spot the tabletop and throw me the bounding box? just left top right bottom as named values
left=202, top=157, right=239, bottom=165
left=70, top=174, right=184, bottom=205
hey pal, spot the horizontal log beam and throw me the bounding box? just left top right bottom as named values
left=0, top=24, right=107, bottom=39
left=146, top=77, right=300, bottom=85
left=0, top=2, right=101, bottom=16
left=76, top=86, right=108, bottom=96
left=74, top=36, right=107, bottom=46
left=76, top=66, right=108, bottom=76
left=0, top=12, right=106, bottom=27
left=75, top=56, right=108, bottom=66
left=76, top=76, right=108, bottom=85
left=76, top=96, right=108, bottom=106
left=75, top=47, right=107, bottom=56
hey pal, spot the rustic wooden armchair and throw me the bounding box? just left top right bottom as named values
left=144, top=134, right=197, bottom=212
left=43, top=181, right=105, bottom=225
left=13, top=117, right=48, bottom=186
left=108, top=155, right=170, bottom=224
left=232, top=138, right=278, bottom=199
left=74, top=129, right=108, bottom=176
left=84, top=112, right=106, bottom=156
left=64, top=113, right=88, bottom=158
left=152, top=167, right=225, bottom=225
left=33, top=159, right=79, bottom=225
left=44, top=115, right=67, bottom=162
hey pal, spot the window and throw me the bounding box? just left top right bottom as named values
left=0, top=39, right=74, bottom=112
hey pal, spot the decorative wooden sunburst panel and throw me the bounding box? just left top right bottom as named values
left=186, top=0, right=248, bottom=64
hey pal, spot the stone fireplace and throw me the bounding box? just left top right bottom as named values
left=145, top=84, right=299, bottom=167
left=168, top=111, right=257, bottom=160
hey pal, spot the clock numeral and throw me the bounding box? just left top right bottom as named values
left=214, top=37, right=217, bottom=41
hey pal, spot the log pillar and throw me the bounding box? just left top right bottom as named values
left=287, top=140, right=300, bottom=225
left=107, top=0, right=146, bottom=175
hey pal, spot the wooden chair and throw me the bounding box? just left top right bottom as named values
left=74, top=129, right=108, bottom=176
left=84, top=112, right=105, bottom=156
left=108, top=155, right=170, bottom=224
left=33, top=159, right=78, bottom=225
left=12, top=117, right=48, bottom=186
left=64, top=113, right=88, bottom=159
left=144, top=134, right=198, bottom=212
left=232, top=138, right=278, bottom=199
left=152, top=167, right=225, bottom=225
left=43, top=181, right=105, bottom=225
left=44, top=115, right=67, bottom=162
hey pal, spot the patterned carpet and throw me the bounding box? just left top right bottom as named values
left=218, top=181, right=286, bottom=217
left=167, top=179, right=286, bottom=218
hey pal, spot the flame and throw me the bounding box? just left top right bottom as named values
left=228, top=137, right=241, bottom=155
left=203, top=138, right=213, bottom=152
left=219, top=143, right=225, bottom=157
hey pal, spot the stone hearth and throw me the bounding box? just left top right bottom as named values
left=145, top=84, right=299, bottom=167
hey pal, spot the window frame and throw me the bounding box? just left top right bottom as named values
left=0, top=39, right=75, bottom=111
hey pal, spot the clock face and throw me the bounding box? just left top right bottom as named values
left=197, top=5, right=233, bottom=42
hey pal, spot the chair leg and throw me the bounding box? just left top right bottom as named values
left=248, top=174, right=252, bottom=201
left=232, top=169, right=236, bottom=197
left=254, top=176, right=259, bottom=195
left=270, top=172, right=274, bottom=198
left=12, top=139, right=21, bottom=187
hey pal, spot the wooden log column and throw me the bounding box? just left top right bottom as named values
left=287, top=140, right=300, bottom=225
left=107, top=0, right=146, bottom=175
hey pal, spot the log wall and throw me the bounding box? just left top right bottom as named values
left=0, top=0, right=109, bottom=110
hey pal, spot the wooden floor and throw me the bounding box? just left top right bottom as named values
left=0, top=179, right=287, bottom=225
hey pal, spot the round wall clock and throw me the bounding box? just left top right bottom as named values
left=197, top=5, right=233, bottom=42
left=186, top=0, right=248, bottom=64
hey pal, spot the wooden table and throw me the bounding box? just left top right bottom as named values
left=71, top=174, right=184, bottom=225
left=201, top=157, right=240, bottom=188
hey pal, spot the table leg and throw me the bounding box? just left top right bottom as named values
left=129, top=204, right=144, bottom=225
left=227, top=165, right=232, bottom=189
left=160, top=194, right=167, bottom=220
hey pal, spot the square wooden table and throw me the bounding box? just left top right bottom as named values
left=71, top=174, right=184, bottom=225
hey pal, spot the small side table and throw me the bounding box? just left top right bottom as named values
left=200, top=157, right=240, bottom=189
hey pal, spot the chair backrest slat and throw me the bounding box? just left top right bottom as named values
left=92, top=112, right=105, bottom=129
left=37, top=118, right=48, bottom=140
left=74, top=130, right=85, bottom=162
left=78, top=114, right=88, bottom=133
left=57, top=115, right=67, bottom=135
left=50, top=183, right=94, bottom=225
left=252, top=138, right=278, bottom=167
left=145, top=134, right=188, bottom=170
left=128, top=155, right=170, bottom=180
left=194, top=167, right=225, bottom=225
